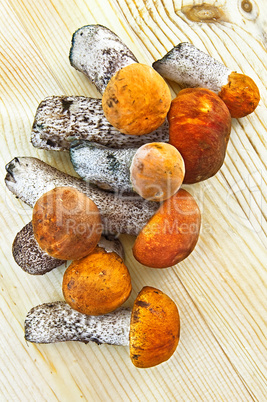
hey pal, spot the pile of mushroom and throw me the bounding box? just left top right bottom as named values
left=5, top=24, right=260, bottom=369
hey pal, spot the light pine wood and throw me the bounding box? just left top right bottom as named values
left=0, top=0, right=266, bottom=400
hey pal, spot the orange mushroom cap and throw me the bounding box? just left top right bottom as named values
left=133, top=189, right=201, bottom=268
left=62, top=246, right=132, bottom=316
left=130, top=142, right=185, bottom=202
left=130, top=286, right=180, bottom=368
left=219, top=72, right=260, bottom=118
left=102, top=63, right=172, bottom=136
left=32, top=187, right=102, bottom=260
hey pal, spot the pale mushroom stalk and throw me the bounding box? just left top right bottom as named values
left=31, top=96, right=169, bottom=151
left=5, top=157, right=158, bottom=236
left=69, top=25, right=138, bottom=95
left=25, top=286, right=180, bottom=368
left=25, top=302, right=131, bottom=345
left=12, top=221, right=124, bottom=275
left=153, top=42, right=260, bottom=118
left=70, top=140, right=185, bottom=202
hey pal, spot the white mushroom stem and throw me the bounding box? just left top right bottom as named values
left=70, top=141, right=137, bottom=192
left=25, top=302, right=131, bottom=345
left=153, top=42, right=231, bottom=93
left=5, top=157, right=158, bottom=236
left=69, top=25, right=138, bottom=94
left=31, top=96, right=169, bottom=151
left=12, top=221, right=125, bottom=275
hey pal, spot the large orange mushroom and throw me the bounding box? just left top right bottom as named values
left=69, top=25, right=171, bottom=135
left=25, top=287, right=180, bottom=368
left=102, top=63, right=172, bottom=135
left=62, top=245, right=132, bottom=316
left=133, top=188, right=201, bottom=268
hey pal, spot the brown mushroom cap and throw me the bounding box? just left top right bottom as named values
left=102, top=63, right=172, bottom=136
left=62, top=246, right=132, bottom=315
left=130, top=142, right=185, bottom=202
left=129, top=286, right=180, bottom=368
left=32, top=187, right=102, bottom=260
left=219, top=72, right=260, bottom=118
left=133, top=189, right=201, bottom=268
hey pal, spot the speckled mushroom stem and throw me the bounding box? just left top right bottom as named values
left=25, top=301, right=131, bottom=345
left=31, top=96, right=169, bottom=151
left=70, top=140, right=137, bottom=193
left=153, top=42, right=231, bottom=93
left=70, top=140, right=185, bottom=202
left=5, top=157, right=158, bottom=236
left=69, top=25, right=138, bottom=94
left=12, top=221, right=125, bottom=275
left=153, top=42, right=260, bottom=118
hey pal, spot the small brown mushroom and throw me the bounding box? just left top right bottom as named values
left=70, top=141, right=185, bottom=202
left=25, top=286, right=180, bottom=368
left=32, top=187, right=103, bottom=260
left=153, top=42, right=260, bottom=118
left=62, top=245, right=132, bottom=316
left=133, top=189, right=201, bottom=268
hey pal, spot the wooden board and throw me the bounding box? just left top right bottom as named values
left=0, top=0, right=266, bottom=400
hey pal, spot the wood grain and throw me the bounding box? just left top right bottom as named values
left=0, top=0, right=266, bottom=400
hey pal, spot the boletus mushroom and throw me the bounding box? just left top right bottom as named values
left=31, top=96, right=169, bottom=151
left=153, top=42, right=260, bottom=118
left=5, top=157, right=159, bottom=236
left=62, top=245, right=132, bottom=316
left=70, top=140, right=185, bottom=202
left=70, top=25, right=171, bottom=135
left=133, top=189, right=201, bottom=268
left=168, top=88, right=232, bottom=184
left=32, top=187, right=103, bottom=260
left=25, top=286, right=180, bottom=368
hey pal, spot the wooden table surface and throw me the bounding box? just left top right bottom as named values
left=0, top=0, right=266, bottom=400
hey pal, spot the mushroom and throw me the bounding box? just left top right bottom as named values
left=32, top=187, right=103, bottom=260
left=62, top=245, right=132, bottom=316
left=70, top=25, right=171, bottom=135
left=133, top=189, right=201, bottom=268
left=25, top=286, right=180, bottom=368
left=167, top=87, right=232, bottom=184
left=31, top=96, right=169, bottom=151
left=12, top=220, right=125, bottom=275
left=5, top=157, right=159, bottom=236
left=102, top=63, right=172, bottom=135
left=70, top=140, right=185, bottom=202
left=153, top=42, right=260, bottom=118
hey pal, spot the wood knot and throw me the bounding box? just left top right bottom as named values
left=241, top=0, right=253, bottom=13
left=181, top=4, right=226, bottom=23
